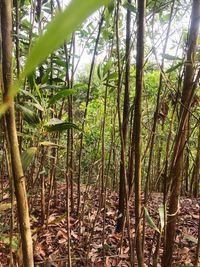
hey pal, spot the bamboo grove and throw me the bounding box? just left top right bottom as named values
left=0, top=0, right=200, bottom=266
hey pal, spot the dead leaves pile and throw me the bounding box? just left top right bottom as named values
left=0, top=184, right=199, bottom=266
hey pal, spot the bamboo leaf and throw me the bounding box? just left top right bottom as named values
left=34, top=80, right=42, bottom=102
left=144, top=207, right=160, bottom=233
left=21, top=147, right=37, bottom=171
left=23, top=0, right=111, bottom=77
left=0, top=0, right=111, bottom=115
left=97, top=63, right=104, bottom=80
left=158, top=204, right=165, bottom=231
left=107, top=1, right=115, bottom=13
left=18, top=105, right=40, bottom=125
left=123, top=2, right=137, bottom=13
left=45, top=121, right=80, bottom=132
left=49, top=89, right=76, bottom=105
left=20, top=89, right=42, bottom=109
left=166, top=62, right=183, bottom=73
left=106, top=72, right=118, bottom=81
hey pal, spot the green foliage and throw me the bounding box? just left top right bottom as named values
left=0, top=0, right=111, bottom=115
left=45, top=120, right=80, bottom=133
left=166, top=62, right=183, bottom=73
left=17, top=105, right=40, bottom=125
left=0, top=235, right=19, bottom=251
left=23, top=0, right=111, bottom=77
left=144, top=207, right=160, bottom=233
left=48, top=88, right=76, bottom=105
left=122, top=1, right=136, bottom=13
left=21, top=147, right=37, bottom=171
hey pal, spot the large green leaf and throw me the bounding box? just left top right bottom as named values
left=45, top=120, right=80, bottom=132
left=21, top=147, right=38, bottom=171
left=49, top=89, right=76, bottom=105
left=0, top=0, right=111, bottom=115
left=23, top=0, right=111, bottom=77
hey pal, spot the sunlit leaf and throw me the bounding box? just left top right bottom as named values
left=0, top=0, right=111, bottom=115
left=23, top=0, right=111, bottom=77
left=158, top=204, right=165, bottom=231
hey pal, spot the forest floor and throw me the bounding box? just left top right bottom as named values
left=0, top=181, right=199, bottom=267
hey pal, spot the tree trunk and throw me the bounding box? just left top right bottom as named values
left=0, top=1, right=34, bottom=266
left=134, top=0, right=146, bottom=266
left=162, top=1, right=200, bottom=266
left=116, top=0, right=131, bottom=233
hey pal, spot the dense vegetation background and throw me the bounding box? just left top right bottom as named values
left=0, top=0, right=199, bottom=266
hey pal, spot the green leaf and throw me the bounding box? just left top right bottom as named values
left=158, top=204, right=165, bottom=231
left=53, top=58, right=67, bottom=68
left=0, top=234, right=19, bottom=250
left=26, top=102, right=44, bottom=112
left=23, top=0, right=111, bottom=77
left=107, top=1, right=115, bottom=14
left=97, top=63, right=104, bottom=80
left=144, top=207, right=160, bottom=233
left=103, top=59, right=112, bottom=76
left=49, top=89, right=76, bottom=105
left=21, top=147, right=37, bottom=171
left=0, top=0, right=111, bottom=116
left=34, top=81, right=42, bottom=102
left=122, top=2, right=137, bottom=13
left=106, top=72, right=118, bottom=81
left=20, top=89, right=40, bottom=105
left=18, top=105, right=40, bottom=125
left=45, top=121, right=80, bottom=132
left=166, top=62, right=183, bottom=73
